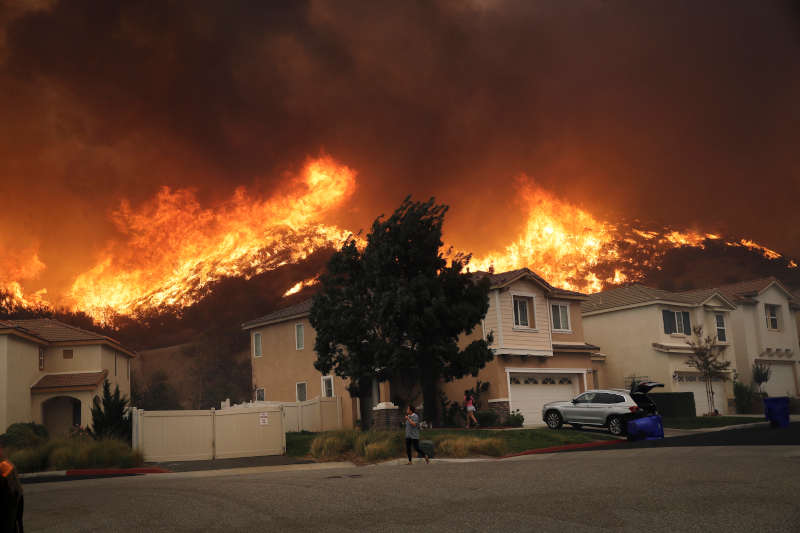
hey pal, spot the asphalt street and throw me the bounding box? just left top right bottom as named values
left=22, top=444, right=800, bottom=533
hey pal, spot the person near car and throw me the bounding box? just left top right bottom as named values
left=404, top=405, right=429, bottom=465
left=464, top=390, right=479, bottom=428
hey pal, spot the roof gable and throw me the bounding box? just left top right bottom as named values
left=712, top=277, right=794, bottom=302
left=1, top=319, right=136, bottom=357
left=242, top=299, right=313, bottom=329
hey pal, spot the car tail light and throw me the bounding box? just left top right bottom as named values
left=629, top=406, right=641, bottom=412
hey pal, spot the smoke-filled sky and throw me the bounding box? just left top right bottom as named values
left=1, top=0, right=799, bottom=300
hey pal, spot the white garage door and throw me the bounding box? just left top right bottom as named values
left=509, top=373, right=579, bottom=426
left=763, top=362, right=797, bottom=397
left=680, top=376, right=727, bottom=416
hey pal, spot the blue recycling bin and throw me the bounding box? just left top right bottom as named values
left=627, top=414, right=664, bottom=441
left=763, top=397, right=790, bottom=428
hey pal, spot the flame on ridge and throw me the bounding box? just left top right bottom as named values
left=62, top=155, right=356, bottom=321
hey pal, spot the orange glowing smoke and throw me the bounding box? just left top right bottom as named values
left=63, top=155, right=356, bottom=321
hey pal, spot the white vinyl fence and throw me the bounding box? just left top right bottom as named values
left=223, top=396, right=343, bottom=433
left=132, top=405, right=286, bottom=462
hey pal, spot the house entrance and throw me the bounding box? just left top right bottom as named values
left=42, top=396, right=81, bottom=435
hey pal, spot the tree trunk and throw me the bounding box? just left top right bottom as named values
left=421, top=375, right=438, bottom=425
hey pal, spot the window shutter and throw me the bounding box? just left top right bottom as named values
left=682, top=312, right=691, bottom=335
left=662, top=310, right=672, bottom=334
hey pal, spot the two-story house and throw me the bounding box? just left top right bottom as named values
left=581, top=285, right=739, bottom=416
left=0, top=319, right=137, bottom=435
left=710, top=278, right=800, bottom=398
left=242, top=268, right=602, bottom=428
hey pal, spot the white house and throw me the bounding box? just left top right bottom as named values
left=707, top=278, right=800, bottom=398
left=581, top=285, right=739, bottom=416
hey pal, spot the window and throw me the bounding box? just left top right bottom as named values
left=513, top=297, right=530, bottom=327
left=256, top=388, right=265, bottom=402
left=574, top=392, right=595, bottom=403
left=551, top=304, right=570, bottom=331
left=613, top=395, right=626, bottom=404
left=322, top=376, right=334, bottom=397
left=523, top=377, right=538, bottom=385
left=115, top=355, right=117, bottom=376
left=296, top=382, right=307, bottom=402
left=592, top=393, right=614, bottom=404
left=662, top=310, right=691, bottom=335
left=765, top=305, right=779, bottom=331
left=558, top=378, right=572, bottom=385
left=715, top=314, right=727, bottom=342
left=253, top=332, right=262, bottom=358
left=509, top=377, right=521, bottom=384
left=295, top=324, right=304, bottom=350
left=541, top=377, right=556, bottom=385
left=63, top=349, right=73, bottom=359
left=127, top=360, right=130, bottom=380
left=39, top=347, right=44, bottom=370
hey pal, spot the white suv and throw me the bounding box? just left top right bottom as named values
left=541, top=382, right=664, bottom=436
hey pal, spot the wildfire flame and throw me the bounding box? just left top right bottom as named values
left=1, top=157, right=795, bottom=321
left=63, top=155, right=356, bottom=321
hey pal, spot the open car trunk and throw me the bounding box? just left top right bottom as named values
left=630, top=381, right=664, bottom=414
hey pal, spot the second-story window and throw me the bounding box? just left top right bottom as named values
left=39, top=347, right=44, bottom=370
left=662, top=310, right=690, bottom=335
left=513, top=297, right=530, bottom=327
left=295, top=323, right=304, bottom=350
left=765, top=305, right=779, bottom=331
left=253, top=332, right=262, bottom=358
left=551, top=304, right=570, bottom=331
left=715, top=314, right=727, bottom=342
left=63, top=349, right=73, bottom=359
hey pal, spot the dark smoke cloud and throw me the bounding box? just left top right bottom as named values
left=1, top=0, right=799, bottom=297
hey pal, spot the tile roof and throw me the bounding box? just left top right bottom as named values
left=31, top=370, right=109, bottom=391
left=1, top=319, right=136, bottom=356
left=707, top=277, right=794, bottom=302
left=242, top=299, right=314, bottom=329
left=581, top=285, right=695, bottom=313
left=473, top=268, right=585, bottom=297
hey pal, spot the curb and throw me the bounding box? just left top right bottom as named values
left=501, top=439, right=624, bottom=458
left=20, top=467, right=171, bottom=478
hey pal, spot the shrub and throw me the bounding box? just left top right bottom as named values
left=433, top=436, right=505, bottom=458
left=732, top=381, right=758, bottom=414
left=504, top=409, right=524, bottom=428
left=474, top=411, right=497, bottom=427
left=363, top=441, right=395, bottom=462
left=309, top=430, right=358, bottom=461
left=89, top=380, right=132, bottom=443
left=8, top=437, right=144, bottom=473
left=752, top=362, right=772, bottom=393
left=0, top=422, right=49, bottom=449
left=647, top=393, right=696, bottom=417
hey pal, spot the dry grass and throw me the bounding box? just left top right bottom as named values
left=7, top=437, right=144, bottom=473
left=432, top=435, right=506, bottom=458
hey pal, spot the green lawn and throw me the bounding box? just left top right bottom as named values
left=286, top=428, right=617, bottom=460
left=661, top=416, right=765, bottom=429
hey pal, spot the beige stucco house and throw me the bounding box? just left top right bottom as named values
left=0, top=319, right=137, bottom=435
left=242, top=268, right=602, bottom=428
left=709, top=278, right=800, bottom=398
left=581, top=285, right=743, bottom=416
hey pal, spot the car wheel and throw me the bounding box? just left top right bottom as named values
left=545, top=411, right=563, bottom=429
left=607, top=415, right=626, bottom=436
left=571, top=424, right=583, bottom=429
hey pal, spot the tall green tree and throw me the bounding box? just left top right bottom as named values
left=685, top=325, right=731, bottom=414
left=310, top=196, right=494, bottom=423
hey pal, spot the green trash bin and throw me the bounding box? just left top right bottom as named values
left=417, top=440, right=435, bottom=459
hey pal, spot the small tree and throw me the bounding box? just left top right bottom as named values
left=751, top=362, right=772, bottom=394
left=88, top=379, right=132, bottom=443
left=685, top=325, right=731, bottom=415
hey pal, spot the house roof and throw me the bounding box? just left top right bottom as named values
left=707, top=277, right=795, bottom=302
left=0, top=319, right=136, bottom=357
left=242, top=299, right=313, bottom=330
left=31, top=369, right=109, bottom=392
left=473, top=268, right=586, bottom=298
left=581, top=285, right=698, bottom=314
left=243, top=268, right=587, bottom=329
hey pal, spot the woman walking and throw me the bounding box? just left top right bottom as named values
left=404, top=405, right=429, bottom=465
left=465, top=390, right=479, bottom=429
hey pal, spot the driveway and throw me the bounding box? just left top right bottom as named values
left=22, top=443, right=800, bottom=532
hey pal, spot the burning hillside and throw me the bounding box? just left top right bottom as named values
left=1, top=155, right=796, bottom=323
